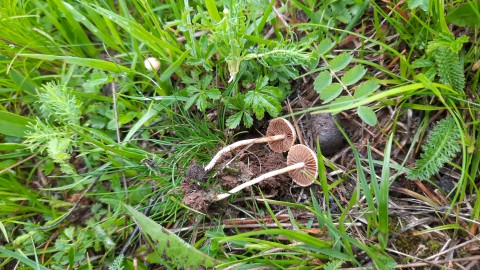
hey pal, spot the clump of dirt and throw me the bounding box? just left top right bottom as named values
left=186, top=162, right=207, bottom=182
left=181, top=189, right=210, bottom=212
left=219, top=161, right=253, bottom=190
left=181, top=162, right=210, bottom=211
left=305, top=113, right=345, bottom=156
left=181, top=143, right=293, bottom=212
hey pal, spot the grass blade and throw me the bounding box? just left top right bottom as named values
left=0, top=111, right=33, bottom=138
left=124, top=204, right=217, bottom=268
left=82, top=3, right=182, bottom=59
left=0, top=246, right=49, bottom=270
left=378, top=134, right=393, bottom=249
left=18, top=54, right=130, bottom=73
left=205, top=0, right=221, bottom=22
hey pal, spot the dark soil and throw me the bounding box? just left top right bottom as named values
left=181, top=144, right=293, bottom=212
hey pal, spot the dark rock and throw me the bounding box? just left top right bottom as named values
left=308, top=113, right=344, bottom=156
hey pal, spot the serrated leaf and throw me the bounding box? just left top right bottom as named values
left=357, top=106, right=378, bottom=126
left=205, top=88, right=221, bottom=99
left=317, top=38, right=335, bottom=55
left=329, top=52, right=353, bottom=72
left=320, top=83, right=343, bottom=103
left=314, top=71, right=332, bottom=93
left=184, top=93, right=199, bottom=110
left=258, top=76, right=269, bottom=89
left=226, top=112, right=243, bottom=129
left=226, top=95, right=246, bottom=110
left=252, top=100, right=266, bottom=119
left=262, top=95, right=281, bottom=117
left=262, top=86, right=283, bottom=99
left=83, top=70, right=109, bottom=94
left=354, top=80, right=380, bottom=98
left=195, top=94, right=208, bottom=112
left=341, top=65, right=367, bottom=86
left=243, top=112, right=254, bottom=128
left=407, top=116, right=460, bottom=180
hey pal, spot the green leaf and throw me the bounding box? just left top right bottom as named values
left=317, top=38, right=335, bottom=55
left=261, top=95, right=281, bottom=117
left=411, top=59, right=434, bottom=68
left=205, top=88, right=221, bottom=100
left=9, top=69, right=36, bottom=94
left=0, top=111, right=33, bottom=138
left=184, top=93, right=199, bottom=111
left=205, top=0, right=221, bottom=21
left=341, top=65, right=366, bottom=86
left=242, top=112, right=254, bottom=128
left=83, top=3, right=182, bottom=58
left=320, top=83, right=343, bottom=103
left=329, top=52, right=353, bottom=72
left=252, top=100, right=266, bottom=119
left=124, top=205, right=217, bottom=268
left=0, top=246, right=49, bottom=270
left=195, top=94, right=208, bottom=112
left=446, top=1, right=480, bottom=28
left=357, top=106, right=377, bottom=126
left=226, top=111, right=243, bottom=129
left=123, top=108, right=159, bottom=143
left=160, top=49, right=191, bottom=82
left=354, top=80, right=380, bottom=98
left=83, top=70, right=110, bottom=94
left=314, top=71, right=332, bottom=93
left=19, top=54, right=130, bottom=73
left=407, top=0, right=429, bottom=11
left=328, top=96, right=355, bottom=111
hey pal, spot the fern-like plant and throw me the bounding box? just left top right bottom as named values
left=424, top=33, right=467, bottom=92
left=407, top=116, right=461, bottom=181
left=24, top=82, right=81, bottom=174
left=108, top=254, right=124, bottom=270
left=432, top=46, right=465, bottom=92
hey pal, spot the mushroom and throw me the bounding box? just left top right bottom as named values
left=144, top=57, right=161, bottom=71
left=204, top=118, right=296, bottom=172
left=215, top=144, right=318, bottom=201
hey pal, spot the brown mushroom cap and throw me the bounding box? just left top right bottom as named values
left=266, top=118, right=296, bottom=153
left=286, top=144, right=318, bottom=186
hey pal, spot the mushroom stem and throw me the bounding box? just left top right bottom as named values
left=204, top=134, right=286, bottom=172
left=215, top=162, right=306, bottom=201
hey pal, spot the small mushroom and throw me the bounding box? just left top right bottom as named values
left=204, top=118, right=296, bottom=172
left=215, top=144, right=318, bottom=201
left=144, top=57, right=161, bottom=71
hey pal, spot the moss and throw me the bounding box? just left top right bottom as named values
left=393, top=233, right=443, bottom=263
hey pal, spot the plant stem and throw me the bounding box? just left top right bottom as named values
left=204, top=134, right=285, bottom=171
left=215, top=162, right=305, bottom=201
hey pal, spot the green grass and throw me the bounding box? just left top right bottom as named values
left=1, top=0, right=479, bottom=269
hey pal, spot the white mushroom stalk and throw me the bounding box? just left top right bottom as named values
left=215, top=144, right=318, bottom=201
left=204, top=118, right=296, bottom=172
